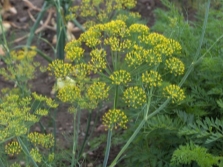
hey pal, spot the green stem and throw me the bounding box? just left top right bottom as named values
left=0, top=15, right=9, bottom=53
left=53, top=109, right=58, bottom=153
left=78, top=111, right=92, bottom=160
left=17, top=137, right=39, bottom=167
left=103, top=130, right=113, bottom=167
left=71, top=110, right=77, bottom=167
left=73, top=19, right=85, bottom=32
left=26, top=1, right=49, bottom=47
left=56, top=0, right=66, bottom=60
left=0, top=158, right=5, bottom=167
left=145, top=87, right=153, bottom=118
left=114, top=85, right=119, bottom=109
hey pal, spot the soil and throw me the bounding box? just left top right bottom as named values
left=0, top=0, right=194, bottom=166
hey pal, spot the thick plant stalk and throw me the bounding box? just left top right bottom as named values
left=103, top=130, right=112, bottom=167
left=109, top=0, right=211, bottom=166
left=55, top=0, right=67, bottom=60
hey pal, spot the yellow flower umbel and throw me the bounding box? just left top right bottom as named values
left=57, top=85, right=81, bottom=103
left=0, top=47, right=38, bottom=88
left=142, top=70, right=162, bottom=88
left=123, top=86, right=147, bottom=108
left=165, top=57, right=185, bottom=76
left=89, top=49, right=107, bottom=73
left=163, top=84, right=185, bottom=103
left=125, top=45, right=148, bottom=68
left=5, top=141, right=21, bottom=156
left=87, top=82, right=109, bottom=101
left=109, top=70, right=131, bottom=85
left=102, top=109, right=128, bottom=130
left=30, top=148, right=42, bottom=163
left=47, top=59, right=73, bottom=78
left=104, top=37, right=131, bottom=52
left=79, top=28, right=101, bottom=47
left=65, top=46, right=84, bottom=63
left=129, top=23, right=150, bottom=36
left=103, top=20, right=128, bottom=37
left=28, top=132, right=54, bottom=149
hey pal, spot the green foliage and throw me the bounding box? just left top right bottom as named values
left=179, top=117, right=223, bottom=144
left=171, top=142, right=222, bottom=167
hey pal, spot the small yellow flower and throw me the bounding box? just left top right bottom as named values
left=129, top=23, right=150, bottom=36
left=165, top=57, right=185, bottom=76
left=89, top=49, right=107, bottom=73
left=35, top=109, right=48, bottom=116
left=57, top=85, right=81, bottom=103
left=47, top=60, right=73, bottom=78
left=80, top=28, right=101, bottom=47
left=48, top=153, right=55, bottom=162
left=65, top=46, right=84, bottom=62
left=5, top=141, right=21, bottom=156
left=142, top=70, right=162, bottom=88
left=74, top=63, right=91, bottom=78
left=143, top=49, right=162, bottom=66
left=109, top=70, right=131, bottom=85
left=125, top=45, right=147, bottom=67
left=123, top=86, right=147, bottom=108
left=28, top=132, right=54, bottom=149
left=104, top=20, right=128, bottom=37
left=30, top=148, right=42, bottom=163
left=163, top=84, right=185, bottom=103
left=32, top=92, right=46, bottom=101
left=102, top=109, right=128, bottom=130
left=87, top=82, right=109, bottom=101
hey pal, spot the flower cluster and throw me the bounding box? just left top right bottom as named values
left=163, top=84, right=185, bottom=103
left=0, top=47, right=39, bottom=86
left=57, top=85, right=81, bottom=103
left=104, top=37, right=131, bottom=52
left=28, top=132, right=54, bottom=148
left=10, top=46, right=37, bottom=60
left=47, top=59, right=73, bottom=78
left=103, top=20, right=128, bottom=37
left=129, top=23, right=150, bottom=36
left=32, top=92, right=58, bottom=108
left=5, top=141, right=22, bottom=156
left=87, top=82, right=109, bottom=101
left=102, top=109, right=128, bottom=130
left=89, top=49, right=107, bottom=73
left=65, top=46, right=84, bottom=62
left=80, top=28, right=101, bottom=47
left=74, top=63, right=91, bottom=78
left=125, top=45, right=148, bottom=68
left=142, top=70, right=162, bottom=88
left=109, top=70, right=131, bottom=85
left=165, top=57, right=185, bottom=76
left=30, top=148, right=42, bottom=163
left=123, top=86, right=147, bottom=108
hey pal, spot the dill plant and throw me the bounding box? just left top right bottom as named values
left=48, top=19, right=187, bottom=166
left=119, top=0, right=223, bottom=166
